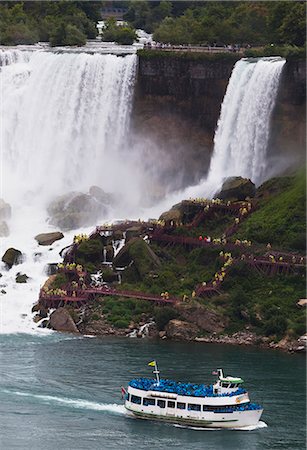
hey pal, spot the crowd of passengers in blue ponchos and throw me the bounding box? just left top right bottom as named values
left=129, top=378, right=246, bottom=397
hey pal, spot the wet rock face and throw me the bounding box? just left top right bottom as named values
left=176, top=304, right=227, bottom=334
left=165, top=319, right=199, bottom=341
left=47, top=189, right=113, bottom=231
left=2, top=248, right=23, bottom=268
left=135, top=56, right=305, bottom=186
left=35, top=232, right=64, bottom=246
left=215, top=176, right=256, bottom=201
left=16, top=273, right=29, bottom=283
left=50, top=307, right=79, bottom=333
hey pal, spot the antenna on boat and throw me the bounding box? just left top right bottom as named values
left=148, top=360, right=160, bottom=385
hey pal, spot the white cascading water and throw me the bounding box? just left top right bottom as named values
left=0, top=51, right=285, bottom=334
left=1, top=50, right=138, bottom=207
left=0, top=49, right=138, bottom=334
left=156, top=56, right=286, bottom=211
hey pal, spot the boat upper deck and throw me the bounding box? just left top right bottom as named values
left=129, top=378, right=246, bottom=398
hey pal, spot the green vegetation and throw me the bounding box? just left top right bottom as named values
left=137, top=49, right=241, bottom=62
left=2, top=1, right=304, bottom=49
left=244, top=44, right=306, bottom=60
left=101, top=296, right=155, bottom=329
left=49, top=273, right=67, bottom=290
left=94, top=296, right=179, bottom=331
left=101, top=17, right=137, bottom=45
left=75, top=238, right=103, bottom=273
left=120, top=243, right=217, bottom=298
left=123, top=1, right=305, bottom=47
left=221, top=263, right=306, bottom=339
left=164, top=1, right=306, bottom=47
left=236, top=173, right=306, bottom=251
left=0, top=2, right=100, bottom=46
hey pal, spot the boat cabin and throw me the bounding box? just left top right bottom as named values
left=213, top=369, right=244, bottom=395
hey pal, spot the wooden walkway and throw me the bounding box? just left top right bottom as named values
left=39, top=285, right=179, bottom=309
left=46, top=201, right=306, bottom=306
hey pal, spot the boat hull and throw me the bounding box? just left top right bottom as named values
left=125, top=404, right=263, bottom=429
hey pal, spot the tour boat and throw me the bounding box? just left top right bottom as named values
left=123, top=362, right=263, bottom=428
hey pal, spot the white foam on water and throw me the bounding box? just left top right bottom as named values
left=173, top=420, right=267, bottom=431
left=3, top=389, right=126, bottom=415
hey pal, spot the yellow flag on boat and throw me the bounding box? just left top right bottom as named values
left=148, top=361, right=156, bottom=367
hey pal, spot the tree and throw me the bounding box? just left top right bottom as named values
left=49, top=22, right=86, bottom=47
left=1, top=23, right=39, bottom=45
left=102, top=18, right=137, bottom=45
left=64, top=24, right=87, bottom=46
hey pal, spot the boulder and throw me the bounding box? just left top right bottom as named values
left=159, top=201, right=201, bottom=226
left=165, top=319, right=199, bottom=341
left=2, top=248, right=23, bottom=268
left=215, top=177, right=256, bottom=201
left=50, top=307, right=79, bottom=333
left=0, top=221, right=9, bottom=237
left=89, top=186, right=114, bottom=205
left=35, top=231, right=64, bottom=246
left=45, top=263, right=58, bottom=276
left=113, top=238, right=161, bottom=278
left=0, top=199, right=11, bottom=221
left=160, top=205, right=183, bottom=226
left=31, top=303, right=40, bottom=313
left=176, top=303, right=227, bottom=333
left=113, top=230, right=124, bottom=241
left=101, top=268, right=119, bottom=283
left=104, top=245, right=114, bottom=262
left=16, top=273, right=29, bottom=283
left=125, top=226, right=142, bottom=242
left=47, top=191, right=107, bottom=230
left=42, top=274, right=57, bottom=291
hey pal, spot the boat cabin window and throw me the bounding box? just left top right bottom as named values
left=131, top=395, right=141, bottom=405
left=229, top=383, right=237, bottom=388
left=157, top=400, right=166, bottom=408
left=167, top=401, right=175, bottom=408
left=221, top=382, right=230, bottom=388
left=188, top=404, right=201, bottom=411
left=177, top=402, right=186, bottom=410
left=127, top=394, right=130, bottom=402
left=143, top=398, right=155, bottom=406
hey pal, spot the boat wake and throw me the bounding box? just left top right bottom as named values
left=173, top=421, right=268, bottom=431
left=2, top=389, right=126, bottom=415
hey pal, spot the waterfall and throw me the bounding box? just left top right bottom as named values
left=0, top=49, right=138, bottom=334
left=0, top=51, right=286, bottom=334
left=0, top=49, right=31, bottom=65
left=207, top=57, right=286, bottom=189
left=1, top=50, right=137, bottom=208
left=154, top=56, right=286, bottom=211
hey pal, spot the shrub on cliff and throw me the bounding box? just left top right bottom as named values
left=75, top=238, right=103, bottom=270
left=237, top=173, right=306, bottom=251
left=244, top=44, right=306, bottom=60
left=154, top=306, right=178, bottom=330
left=102, top=297, right=154, bottom=328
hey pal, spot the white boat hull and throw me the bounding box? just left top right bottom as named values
left=125, top=405, right=263, bottom=428
left=125, top=402, right=263, bottom=428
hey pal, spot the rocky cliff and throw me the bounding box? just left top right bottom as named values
left=132, top=52, right=305, bottom=189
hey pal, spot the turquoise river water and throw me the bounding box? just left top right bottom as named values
left=0, top=335, right=305, bottom=450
